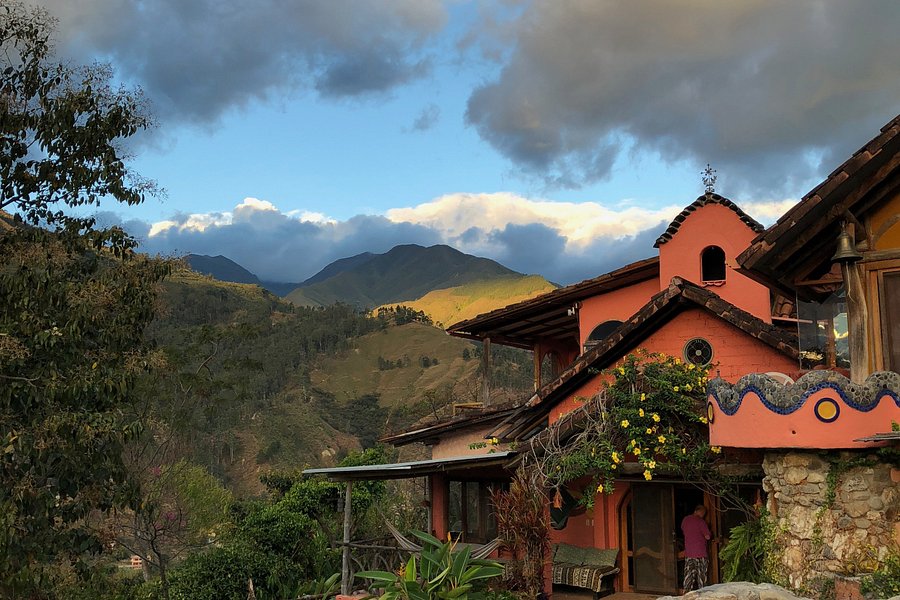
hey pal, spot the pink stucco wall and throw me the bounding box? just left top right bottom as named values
left=658, top=203, right=771, bottom=323
left=550, top=307, right=799, bottom=424
left=709, top=389, right=900, bottom=449
left=578, top=278, right=661, bottom=348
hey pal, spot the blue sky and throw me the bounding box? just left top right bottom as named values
left=34, top=0, right=900, bottom=284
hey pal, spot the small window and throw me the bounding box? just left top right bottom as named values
left=701, top=246, right=727, bottom=282
left=585, top=320, right=623, bottom=351
left=684, top=337, right=713, bottom=366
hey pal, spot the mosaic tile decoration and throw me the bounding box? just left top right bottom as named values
left=708, top=370, right=900, bottom=416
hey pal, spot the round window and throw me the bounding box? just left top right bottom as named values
left=683, top=337, right=713, bottom=366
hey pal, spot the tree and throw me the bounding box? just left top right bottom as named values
left=0, top=3, right=166, bottom=594
left=1, top=1, right=156, bottom=227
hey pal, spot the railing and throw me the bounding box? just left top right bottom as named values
left=338, top=536, right=408, bottom=583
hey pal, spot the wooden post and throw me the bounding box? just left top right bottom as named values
left=842, top=261, right=870, bottom=382
left=533, top=343, right=542, bottom=391
left=425, top=476, right=433, bottom=536
left=341, top=481, right=353, bottom=595
left=481, top=337, right=491, bottom=405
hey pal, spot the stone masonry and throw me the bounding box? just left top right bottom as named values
left=762, top=452, right=899, bottom=589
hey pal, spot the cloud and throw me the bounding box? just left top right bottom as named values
left=133, top=192, right=793, bottom=286
left=43, top=0, right=447, bottom=124
left=409, top=103, right=441, bottom=132
left=464, top=0, right=900, bottom=194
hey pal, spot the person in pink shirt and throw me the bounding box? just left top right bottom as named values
left=681, top=504, right=712, bottom=591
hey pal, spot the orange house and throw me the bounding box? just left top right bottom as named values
left=380, top=192, right=803, bottom=596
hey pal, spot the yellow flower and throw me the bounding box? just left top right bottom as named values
left=648, top=460, right=656, bottom=469
left=685, top=384, right=693, bottom=392
left=673, top=386, right=680, bottom=392
left=611, top=451, right=621, bottom=463
left=674, top=358, right=681, bottom=364
left=646, top=428, right=653, bottom=434
left=652, top=413, right=661, bottom=423
left=658, top=435, right=667, bottom=443
left=617, top=367, right=625, bottom=375
left=633, top=447, right=641, bottom=455
left=591, top=447, right=595, bottom=457
left=638, top=408, right=645, bottom=417
left=491, top=437, right=500, bottom=445
left=620, top=419, right=630, bottom=428
left=699, top=416, right=708, bottom=424
left=640, top=393, right=646, bottom=402
left=711, top=446, right=722, bottom=454
left=643, top=470, right=653, bottom=480
left=597, top=484, right=604, bottom=493
left=688, top=363, right=695, bottom=370
left=611, top=463, right=617, bottom=469
left=682, top=447, right=687, bottom=455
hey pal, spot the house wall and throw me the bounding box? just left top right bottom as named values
left=762, top=451, right=900, bottom=589
left=578, top=278, right=661, bottom=349
left=868, top=192, right=900, bottom=250
left=658, top=203, right=771, bottom=323
left=430, top=424, right=503, bottom=460
left=550, top=308, right=800, bottom=424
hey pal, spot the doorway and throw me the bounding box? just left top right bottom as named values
left=623, top=484, right=712, bottom=595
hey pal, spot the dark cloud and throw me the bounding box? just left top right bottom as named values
left=465, top=0, right=900, bottom=194
left=45, top=0, right=446, bottom=124
left=409, top=103, right=441, bottom=132
left=135, top=207, right=442, bottom=283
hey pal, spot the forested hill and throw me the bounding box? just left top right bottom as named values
left=285, top=244, right=520, bottom=308
left=147, top=268, right=535, bottom=496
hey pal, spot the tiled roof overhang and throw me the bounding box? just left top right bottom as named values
left=654, top=193, right=764, bottom=248
left=738, top=114, right=900, bottom=301
left=446, top=257, right=659, bottom=349
left=489, top=278, right=799, bottom=442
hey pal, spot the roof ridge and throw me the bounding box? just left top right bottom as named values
left=654, top=193, right=764, bottom=248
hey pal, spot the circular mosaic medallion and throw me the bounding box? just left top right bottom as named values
left=706, top=401, right=715, bottom=424
left=814, top=397, right=840, bottom=423
left=684, top=337, right=713, bottom=366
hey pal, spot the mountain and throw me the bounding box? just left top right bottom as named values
left=381, top=274, right=557, bottom=327
left=184, top=254, right=261, bottom=285
left=184, top=254, right=300, bottom=296
left=286, top=244, right=520, bottom=308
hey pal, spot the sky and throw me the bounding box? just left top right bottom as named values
left=32, top=0, right=900, bottom=284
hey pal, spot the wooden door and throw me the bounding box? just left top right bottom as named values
left=631, top=484, right=678, bottom=594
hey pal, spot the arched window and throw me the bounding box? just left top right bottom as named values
left=585, top=320, right=623, bottom=350
left=701, top=246, right=727, bottom=282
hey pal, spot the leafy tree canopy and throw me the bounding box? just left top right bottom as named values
left=1, top=1, right=156, bottom=227
left=0, top=3, right=167, bottom=594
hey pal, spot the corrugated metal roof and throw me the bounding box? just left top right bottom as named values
left=302, top=451, right=517, bottom=481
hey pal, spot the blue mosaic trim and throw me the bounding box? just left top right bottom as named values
left=708, top=370, right=900, bottom=417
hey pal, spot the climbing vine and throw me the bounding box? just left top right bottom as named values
left=528, top=351, right=721, bottom=508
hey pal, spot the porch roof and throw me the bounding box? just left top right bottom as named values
left=302, top=451, right=517, bottom=481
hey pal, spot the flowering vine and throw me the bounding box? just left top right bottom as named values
left=528, top=351, right=722, bottom=508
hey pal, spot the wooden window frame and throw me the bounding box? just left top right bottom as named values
left=864, top=257, right=900, bottom=371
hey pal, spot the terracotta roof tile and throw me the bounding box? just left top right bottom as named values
left=654, top=193, right=764, bottom=248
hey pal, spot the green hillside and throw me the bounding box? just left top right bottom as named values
left=147, top=269, right=536, bottom=496
left=381, top=274, right=557, bottom=327
left=286, top=244, right=518, bottom=308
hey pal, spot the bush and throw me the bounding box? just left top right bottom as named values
left=861, top=552, right=900, bottom=599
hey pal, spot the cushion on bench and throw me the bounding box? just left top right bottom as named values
left=552, top=544, right=619, bottom=594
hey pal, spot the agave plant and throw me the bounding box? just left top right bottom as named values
left=357, top=531, right=503, bottom=600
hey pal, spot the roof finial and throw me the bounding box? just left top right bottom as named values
left=702, top=163, right=717, bottom=194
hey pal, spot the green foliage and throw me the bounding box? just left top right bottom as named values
left=535, top=351, right=715, bottom=507
left=166, top=543, right=294, bottom=600
left=0, top=1, right=156, bottom=227
left=357, top=531, right=503, bottom=600
left=861, top=551, right=900, bottom=599
left=0, top=224, right=170, bottom=592
left=719, top=509, right=776, bottom=583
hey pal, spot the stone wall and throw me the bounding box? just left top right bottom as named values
left=762, top=451, right=899, bottom=589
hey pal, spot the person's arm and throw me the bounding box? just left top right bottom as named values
left=702, top=519, right=711, bottom=541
